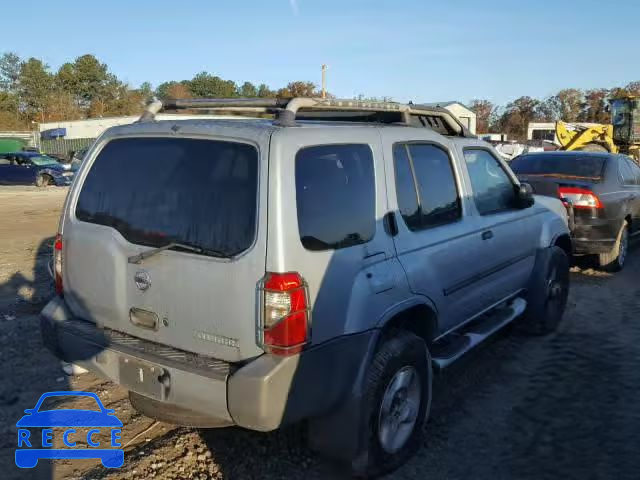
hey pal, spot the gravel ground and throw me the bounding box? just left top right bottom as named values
left=1, top=185, right=639, bottom=480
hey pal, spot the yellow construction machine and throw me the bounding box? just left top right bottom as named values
left=555, top=96, right=640, bottom=162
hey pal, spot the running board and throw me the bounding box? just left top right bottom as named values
left=431, top=297, right=527, bottom=370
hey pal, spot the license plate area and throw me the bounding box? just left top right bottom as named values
left=119, top=356, right=169, bottom=400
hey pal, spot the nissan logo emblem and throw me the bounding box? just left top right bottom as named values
left=134, top=271, right=151, bottom=291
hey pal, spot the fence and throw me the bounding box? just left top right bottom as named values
left=39, top=137, right=96, bottom=157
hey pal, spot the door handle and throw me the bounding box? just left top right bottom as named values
left=384, top=212, right=398, bottom=237
left=482, top=230, right=493, bottom=240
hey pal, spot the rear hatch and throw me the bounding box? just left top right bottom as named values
left=62, top=134, right=267, bottom=362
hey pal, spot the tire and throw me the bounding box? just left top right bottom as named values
left=351, top=331, right=431, bottom=478
left=577, top=143, right=608, bottom=153
left=128, top=391, right=231, bottom=428
left=521, top=246, right=570, bottom=335
left=35, top=174, right=50, bottom=187
left=598, top=221, right=629, bottom=272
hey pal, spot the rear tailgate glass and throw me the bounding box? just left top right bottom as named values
left=76, top=137, right=258, bottom=257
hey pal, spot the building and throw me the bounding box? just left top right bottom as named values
left=37, top=114, right=245, bottom=140
left=418, top=101, right=477, bottom=134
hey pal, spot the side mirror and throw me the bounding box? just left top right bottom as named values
left=517, top=183, right=535, bottom=208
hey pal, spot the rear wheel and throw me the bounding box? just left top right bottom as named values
left=577, top=143, right=608, bottom=153
left=351, top=331, right=431, bottom=477
left=521, top=246, right=570, bottom=335
left=598, top=221, right=629, bottom=272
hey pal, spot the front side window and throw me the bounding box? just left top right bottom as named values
left=621, top=158, right=640, bottom=185
left=464, top=149, right=517, bottom=215
left=76, top=137, right=259, bottom=258
left=393, top=143, right=461, bottom=231
left=627, top=159, right=640, bottom=185
left=295, top=144, right=375, bottom=251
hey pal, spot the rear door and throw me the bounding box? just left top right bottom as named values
left=383, top=130, right=496, bottom=332
left=63, top=134, right=268, bottom=362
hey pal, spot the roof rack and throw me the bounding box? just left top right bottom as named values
left=138, top=97, right=474, bottom=137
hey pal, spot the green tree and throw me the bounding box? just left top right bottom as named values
left=138, top=81, right=154, bottom=102
left=257, top=83, right=275, bottom=97
left=19, top=58, right=53, bottom=120
left=188, top=72, right=237, bottom=98
left=0, top=52, right=22, bottom=92
left=239, top=81, right=258, bottom=97
left=542, top=88, right=583, bottom=122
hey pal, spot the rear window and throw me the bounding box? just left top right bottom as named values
left=76, top=137, right=259, bottom=257
left=510, top=154, right=607, bottom=179
left=295, top=144, right=375, bottom=251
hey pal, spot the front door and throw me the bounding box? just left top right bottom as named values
left=458, top=147, right=542, bottom=304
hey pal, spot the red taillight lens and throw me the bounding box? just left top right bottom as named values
left=54, top=233, right=63, bottom=295
left=259, top=272, right=310, bottom=356
left=558, top=187, right=602, bottom=209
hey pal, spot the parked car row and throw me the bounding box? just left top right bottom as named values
left=511, top=151, right=640, bottom=271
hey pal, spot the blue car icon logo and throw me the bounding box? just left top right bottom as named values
left=15, top=391, right=124, bottom=468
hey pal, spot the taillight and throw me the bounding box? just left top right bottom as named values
left=54, top=233, right=63, bottom=295
left=558, top=187, right=602, bottom=209
left=258, top=272, right=310, bottom=356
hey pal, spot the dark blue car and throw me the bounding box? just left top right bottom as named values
left=15, top=391, right=124, bottom=468
left=0, top=152, right=77, bottom=187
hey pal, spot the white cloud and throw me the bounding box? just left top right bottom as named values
left=289, top=0, right=299, bottom=15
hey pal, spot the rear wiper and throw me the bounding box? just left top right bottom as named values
left=128, top=242, right=227, bottom=264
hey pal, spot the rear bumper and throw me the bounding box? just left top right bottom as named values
left=40, top=296, right=373, bottom=431
left=571, top=216, right=621, bottom=254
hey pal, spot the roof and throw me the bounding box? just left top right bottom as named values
left=418, top=101, right=472, bottom=110
left=137, top=97, right=473, bottom=137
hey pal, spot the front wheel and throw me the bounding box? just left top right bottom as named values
left=598, top=221, right=629, bottom=272
left=351, top=331, right=431, bottom=478
left=35, top=174, right=49, bottom=187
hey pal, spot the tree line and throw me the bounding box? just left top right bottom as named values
left=0, top=51, right=321, bottom=129
left=470, top=81, right=640, bottom=140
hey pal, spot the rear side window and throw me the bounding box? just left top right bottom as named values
left=295, top=144, right=375, bottom=251
left=76, top=137, right=259, bottom=258
left=393, top=143, right=461, bottom=231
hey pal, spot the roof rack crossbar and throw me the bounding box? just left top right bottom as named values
left=138, top=97, right=473, bottom=137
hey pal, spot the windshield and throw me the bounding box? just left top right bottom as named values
left=510, top=154, right=607, bottom=179
left=75, top=137, right=259, bottom=258
left=29, top=155, right=59, bottom=166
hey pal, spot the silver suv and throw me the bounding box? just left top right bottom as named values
left=41, top=98, right=571, bottom=477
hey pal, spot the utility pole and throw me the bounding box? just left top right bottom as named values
left=321, top=64, right=327, bottom=99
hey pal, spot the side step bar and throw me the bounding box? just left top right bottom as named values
left=431, top=297, right=527, bottom=370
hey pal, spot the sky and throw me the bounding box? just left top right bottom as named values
left=2, top=0, right=639, bottom=106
